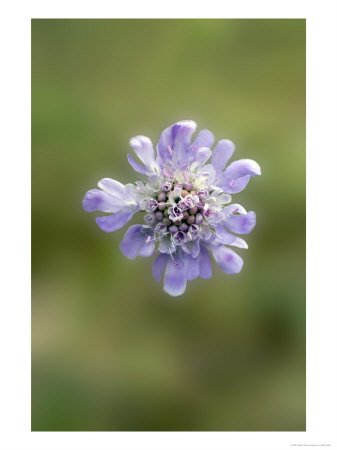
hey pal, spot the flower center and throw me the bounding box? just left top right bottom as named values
left=142, top=181, right=210, bottom=245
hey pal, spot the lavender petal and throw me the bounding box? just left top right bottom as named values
left=194, top=147, right=212, bottom=167
left=190, top=129, right=214, bottom=151
left=129, top=135, right=158, bottom=173
left=97, top=178, right=125, bottom=196
left=211, top=139, right=235, bottom=173
left=213, top=225, right=237, bottom=244
left=224, top=211, right=256, bottom=235
left=218, top=174, right=251, bottom=194
left=181, top=252, right=199, bottom=280
left=212, top=245, right=243, bottom=274
left=152, top=253, right=169, bottom=282
left=120, top=225, right=154, bottom=259
left=198, top=245, right=212, bottom=279
left=223, top=159, right=261, bottom=179
left=163, top=256, right=186, bottom=297
left=95, top=211, right=134, bottom=232
left=127, top=153, right=150, bottom=175
left=82, top=189, right=122, bottom=213
left=157, top=120, right=197, bottom=167
left=219, top=159, right=261, bottom=193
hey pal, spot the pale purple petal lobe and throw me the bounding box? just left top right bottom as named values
left=120, top=225, right=154, bottom=259
left=224, top=211, right=256, bottom=235
left=194, top=147, right=212, bottom=167
left=163, top=257, right=186, bottom=297
left=191, top=129, right=214, bottom=150
left=97, top=178, right=125, bottom=196
left=198, top=246, right=212, bottom=279
left=95, top=211, right=134, bottom=233
left=152, top=253, right=169, bottom=282
left=223, top=159, right=261, bottom=179
left=82, top=189, right=122, bottom=213
left=211, top=139, right=235, bottom=172
left=217, top=159, right=260, bottom=193
left=218, top=175, right=251, bottom=194
left=157, top=120, right=197, bottom=166
left=182, top=253, right=199, bottom=280
left=127, top=154, right=150, bottom=175
left=213, top=225, right=237, bottom=244
left=222, top=203, right=247, bottom=215
left=129, top=135, right=159, bottom=173
left=230, top=236, right=248, bottom=249
left=212, top=245, right=243, bottom=274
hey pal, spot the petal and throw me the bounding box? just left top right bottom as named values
left=182, top=240, right=200, bottom=258
left=119, top=225, right=143, bottom=258
left=181, top=252, right=199, bottom=280
left=120, top=225, right=154, bottom=259
left=211, top=139, right=235, bottom=173
left=97, top=179, right=139, bottom=212
left=218, top=174, right=251, bottom=194
left=129, top=135, right=159, bottom=173
left=223, top=159, right=261, bottom=179
left=222, top=203, right=247, bottom=216
left=219, top=158, right=261, bottom=193
left=212, top=245, right=243, bottom=274
left=191, top=129, right=214, bottom=150
left=230, top=236, right=248, bottom=249
left=158, top=235, right=176, bottom=254
left=139, top=238, right=156, bottom=257
left=95, top=211, right=134, bottom=232
left=163, top=256, right=187, bottom=297
left=198, top=245, right=212, bottom=279
left=213, top=225, right=237, bottom=244
left=97, top=178, right=125, bottom=196
left=152, top=253, right=169, bottom=282
left=157, top=120, right=197, bottom=166
left=127, top=153, right=151, bottom=175
left=82, top=189, right=123, bottom=213
left=194, top=163, right=217, bottom=186
left=217, top=159, right=261, bottom=193
left=194, top=147, right=212, bottom=167
left=214, top=225, right=248, bottom=249
left=224, top=211, right=256, bottom=235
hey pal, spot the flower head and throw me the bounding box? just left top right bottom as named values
left=82, top=120, right=261, bottom=296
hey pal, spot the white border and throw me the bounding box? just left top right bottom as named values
left=1, top=1, right=336, bottom=449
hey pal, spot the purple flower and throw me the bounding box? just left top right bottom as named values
left=82, top=120, right=261, bottom=297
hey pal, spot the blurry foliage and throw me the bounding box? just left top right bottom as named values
left=32, top=19, right=305, bottom=431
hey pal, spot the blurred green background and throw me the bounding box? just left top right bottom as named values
left=31, top=19, right=305, bottom=431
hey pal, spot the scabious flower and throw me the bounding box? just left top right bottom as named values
left=82, top=120, right=261, bottom=297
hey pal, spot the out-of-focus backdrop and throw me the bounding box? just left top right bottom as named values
left=32, top=19, right=305, bottom=431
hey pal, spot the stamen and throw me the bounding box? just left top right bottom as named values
left=230, top=180, right=235, bottom=187
left=187, top=232, right=193, bottom=242
left=169, top=248, right=178, bottom=266
left=145, top=236, right=152, bottom=245
left=232, top=208, right=239, bottom=214
left=136, top=186, right=142, bottom=191
left=167, top=145, right=173, bottom=155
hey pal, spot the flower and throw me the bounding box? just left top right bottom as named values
left=82, top=120, right=261, bottom=297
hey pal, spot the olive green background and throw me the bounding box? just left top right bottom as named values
left=32, top=19, right=306, bottom=431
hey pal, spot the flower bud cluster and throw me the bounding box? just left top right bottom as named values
left=140, top=181, right=212, bottom=246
